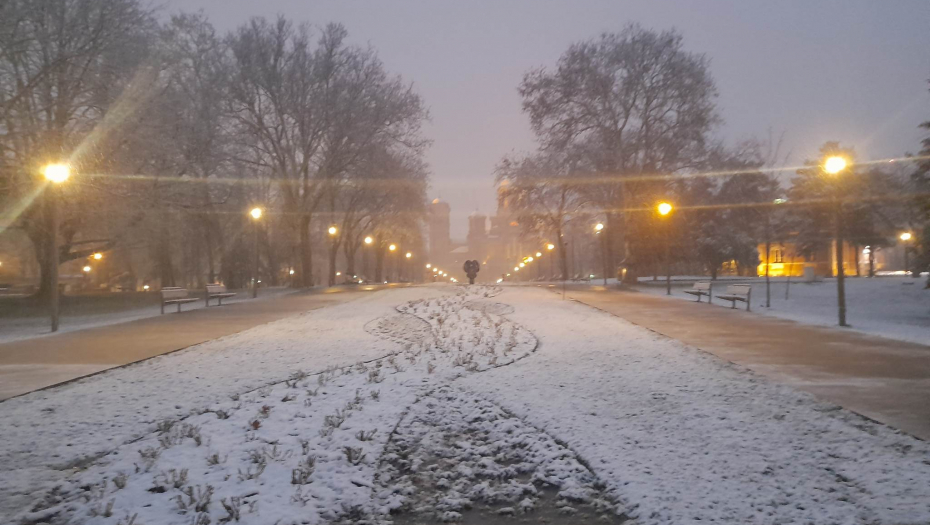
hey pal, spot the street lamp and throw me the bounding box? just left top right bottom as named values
left=426, top=263, right=431, bottom=269
left=44, top=163, right=70, bottom=332
left=364, top=236, right=373, bottom=244
left=249, top=207, right=262, bottom=298
left=328, top=226, right=337, bottom=236
left=594, top=223, right=607, bottom=285
left=824, top=155, right=849, bottom=326
left=83, top=265, right=91, bottom=273
left=657, top=202, right=674, bottom=295
left=93, top=252, right=103, bottom=260
left=388, top=244, right=396, bottom=252
left=900, top=232, right=913, bottom=277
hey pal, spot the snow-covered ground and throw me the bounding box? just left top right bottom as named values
left=635, top=276, right=930, bottom=344
left=0, top=288, right=295, bottom=345
left=4, top=284, right=930, bottom=525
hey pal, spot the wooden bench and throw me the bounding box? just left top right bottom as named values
left=206, top=283, right=236, bottom=306
left=160, top=287, right=199, bottom=314
left=683, top=281, right=713, bottom=303
left=717, top=284, right=752, bottom=311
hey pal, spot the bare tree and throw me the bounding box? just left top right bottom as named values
left=496, top=151, right=587, bottom=279
left=519, top=24, right=718, bottom=278
left=0, top=0, right=155, bottom=299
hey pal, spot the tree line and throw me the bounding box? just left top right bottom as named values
left=0, top=0, right=430, bottom=298
left=498, top=24, right=929, bottom=287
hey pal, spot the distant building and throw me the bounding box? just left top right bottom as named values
left=428, top=199, right=451, bottom=266
left=755, top=240, right=906, bottom=277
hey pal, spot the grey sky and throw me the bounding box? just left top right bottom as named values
left=163, top=0, right=930, bottom=239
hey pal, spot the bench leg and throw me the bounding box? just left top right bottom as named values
left=730, top=300, right=736, bottom=309
left=161, top=302, right=165, bottom=315
left=696, top=295, right=702, bottom=303
left=218, top=297, right=223, bottom=306
left=177, top=302, right=182, bottom=313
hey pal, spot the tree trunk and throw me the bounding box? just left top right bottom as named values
left=327, top=238, right=338, bottom=286
left=345, top=240, right=358, bottom=278
left=375, top=239, right=385, bottom=282
left=298, top=215, right=313, bottom=288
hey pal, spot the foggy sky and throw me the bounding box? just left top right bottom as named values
left=163, top=0, right=930, bottom=239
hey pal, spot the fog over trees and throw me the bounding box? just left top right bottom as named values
left=0, top=0, right=429, bottom=294
left=499, top=24, right=927, bottom=285
left=1, top=2, right=928, bottom=295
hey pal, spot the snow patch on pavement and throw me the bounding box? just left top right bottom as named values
left=460, top=286, right=930, bottom=525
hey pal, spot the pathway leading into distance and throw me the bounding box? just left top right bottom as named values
left=553, top=283, right=930, bottom=440
left=0, top=284, right=407, bottom=400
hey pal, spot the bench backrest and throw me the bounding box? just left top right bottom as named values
left=725, top=284, right=751, bottom=296
left=693, top=281, right=711, bottom=291
left=206, top=283, right=227, bottom=294
left=161, top=287, right=189, bottom=300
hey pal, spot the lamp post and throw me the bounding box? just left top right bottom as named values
left=657, top=202, right=674, bottom=295
left=824, top=156, right=849, bottom=326
left=388, top=244, right=396, bottom=282
left=405, top=252, right=412, bottom=282
left=900, top=232, right=913, bottom=277
left=249, top=207, right=263, bottom=298
left=594, top=223, right=607, bottom=285
left=327, top=226, right=338, bottom=286
left=44, top=163, right=70, bottom=332
left=547, top=243, right=555, bottom=280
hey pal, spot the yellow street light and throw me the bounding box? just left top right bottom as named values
left=432, top=267, right=438, bottom=273
left=92, top=252, right=102, bottom=260
left=526, top=256, right=533, bottom=262
left=426, top=263, right=431, bottom=269
left=249, top=207, right=262, bottom=220
left=900, top=232, right=912, bottom=241
left=657, top=202, right=673, bottom=216
left=824, top=156, right=847, bottom=175
left=519, top=262, right=525, bottom=268
left=328, top=226, right=337, bottom=236
left=364, top=236, right=373, bottom=244
left=82, top=265, right=91, bottom=273
left=536, top=252, right=542, bottom=257
left=289, top=269, right=295, bottom=275
left=143, top=285, right=150, bottom=291
left=44, top=163, right=70, bottom=184
left=514, top=266, right=520, bottom=272
left=546, top=243, right=555, bottom=250
left=595, top=223, right=604, bottom=232
left=405, top=252, right=412, bottom=259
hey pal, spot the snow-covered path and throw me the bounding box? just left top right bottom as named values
left=0, top=287, right=449, bottom=519
left=460, top=286, right=930, bottom=524
left=5, top=284, right=930, bottom=525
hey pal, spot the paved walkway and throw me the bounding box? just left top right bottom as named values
left=555, top=284, right=930, bottom=440
left=0, top=285, right=403, bottom=400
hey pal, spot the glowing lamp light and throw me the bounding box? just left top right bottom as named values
left=405, top=252, right=412, bottom=258
left=388, top=244, right=396, bottom=252
left=519, top=263, right=525, bottom=268
left=92, top=253, right=102, bottom=260
left=249, top=207, right=262, bottom=220
left=336, top=272, right=341, bottom=276
left=143, top=285, right=150, bottom=291
left=364, top=236, right=373, bottom=244
left=426, top=263, right=431, bottom=269
left=82, top=265, right=91, bottom=273
left=328, top=226, right=337, bottom=236
left=44, top=163, right=70, bottom=184
left=546, top=244, right=555, bottom=250
left=289, top=269, right=295, bottom=275
left=900, top=232, right=912, bottom=241
left=526, top=257, right=534, bottom=262
left=595, top=223, right=604, bottom=232
left=824, top=156, right=847, bottom=175
left=514, top=267, right=520, bottom=272
left=536, top=252, right=542, bottom=257
left=657, top=202, right=673, bottom=216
